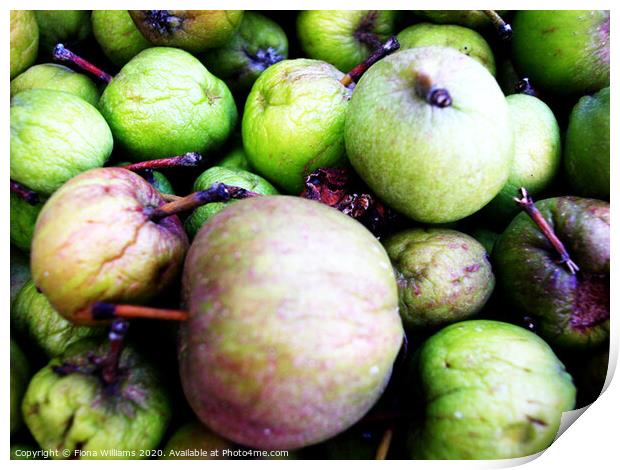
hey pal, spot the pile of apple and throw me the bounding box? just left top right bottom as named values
left=10, top=10, right=609, bottom=460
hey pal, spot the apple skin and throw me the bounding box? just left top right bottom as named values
left=10, top=191, right=44, bottom=252
left=345, top=46, right=513, bottom=223
left=414, top=10, right=508, bottom=29
left=11, top=340, right=30, bottom=435
left=91, top=10, right=151, bottom=67
left=129, top=10, right=244, bottom=53
left=34, top=10, right=91, bottom=52
left=22, top=339, right=171, bottom=459
left=10, top=247, right=31, bottom=305
left=31, top=167, right=188, bottom=325
left=482, top=94, right=561, bottom=222
left=384, top=228, right=494, bottom=329
left=407, top=320, right=576, bottom=459
left=10, top=11, right=39, bottom=79
left=564, top=87, right=609, bottom=199
left=242, top=59, right=351, bottom=194
left=512, top=11, right=609, bottom=95
left=297, top=10, right=397, bottom=72
left=11, top=89, right=113, bottom=195
left=494, top=197, right=609, bottom=349
left=11, top=64, right=100, bottom=106
left=161, top=422, right=234, bottom=460
left=397, top=23, right=496, bottom=75
left=179, top=196, right=403, bottom=450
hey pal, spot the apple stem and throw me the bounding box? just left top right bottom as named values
left=75, top=302, right=189, bottom=322
left=10, top=179, right=39, bottom=205
left=122, top=152, right=203, bottom=172
left=100, top=319, right=129, bottom=385
left=514, top=188, right=580, bottom=275
left=483, top=10, right=512, bottom=41
left=414, top=72, right=452, bottom=108
left=160, top=193, right=182, bottom=202
left=146, top=183, right=260, bottom=222
left=375, top=427, right=394, bottom=460
left=340, top=36, right=400, bottom=87
left=53, top=43, right=113, bottom=83
left=515, top=77, right=537, bottom=96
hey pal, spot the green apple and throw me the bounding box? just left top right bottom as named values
left=201, top=12, right=288, bottom=92
left=11, top=89, right=113, bottom=195
left=408, top=320, right=576, bottom=459
left=10, top=191, right=44, bottom=252
left=180, top=196, right=403, bottom=450
left=564, top=87, right=610, bottom=199
left=11, top=63, right=100, bottom=106
left=129, top=10, right=244, bottom=53
left=414, top=10, right=509, bottom=29
left=91, top=10, right=151, bottom=67
left=12, top=280, right=105, bottom=357
left=217, top=144, right=252, bottom=171
left=242, top=59, right=351, bottom=193
left=384, top=228, right=494, bottom=329
left=22, top=339, right=171, bottom=459
left=11, top=247, right=30, bottom=303
left=345, top=46, right=513, bottom=223
left=11, top=340, right=30, bottom=435
left=494, top=197, right=609, bottom=349
left=184, top=166, right=279, bottom=238
left=34, top=10, right=91, bottom=52
left=99, top=47, right=237, bottom=161
left=162, top=422, right=234, bottom=460
left=469, top=228, right=500, bottom=256
left=397, top=22, right=495, bottom=75
left=10, top=11, right=39, bottom=79
left=297, top=10, right=397, bottom=72
left=512, top=11, right=609, bottom=95
left=483, top=94, right=561, bottom=222
left=31, top=168, right=188, bottom=324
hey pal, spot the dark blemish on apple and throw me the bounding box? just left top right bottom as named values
left=525, top=415, right=547, bottom=427
left=465, top=264, right=480, bottom=273
left=571, top=273, right=609, bottom=331
left=541, top=27, right=558, bottom=34
left=461, top=243, right=469, bottom=251
left=144, top=10, right=183, bottom=36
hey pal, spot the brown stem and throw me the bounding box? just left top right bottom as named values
left=514, top=188, right=580, bottom=275
left=483, top=10, right=512, bottom=41
left=340, top=36, right=400, bottom=87
left=146, top=183, right=260, bottom=222
left=414, top=72, right=452, bottom=108
left=75, top=302, right=189, bottom=322
left=375, top=427, right=394, bottom=460
left=53, top=43, right=113, bottom=83
left=10, top=179, right=39, bottom=205
left=100, top=319, right=129, bottom=385
left=122, top=152, right=203, bottom=172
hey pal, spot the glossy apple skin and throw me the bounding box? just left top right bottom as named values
left=31, top=167, right=188, bottom=325
left=494, top=197, right=609, bottom=349
left=179, top=196, right=403, bottom=450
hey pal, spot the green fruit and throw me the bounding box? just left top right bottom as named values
left=564, top=87, right=610, bottom=199
left=512, top=11, right=609, bottom=95
left=34, top=10, right=91, bottom=52
left=484, top=94, right=561, bottom=222
left=217, top=145, right=252, bottom=171
left=11, top=340, right=30, bottom=435
left=180, top=196, right=403, bottom=450
left=345, top=47, right=513, bottom=223
left=99, top=47, right=237, bottom=161
left=185, top=166, right=279, bottom=238
left=242, top=59, right=351, bottom=193
left=494, top=197, right=609, bottom=349
left=31, top=168, right=188, bottom=324
left=22, top=339, right=171, bottom=459
left=297, top=10, right=397, bottom=72
left=10, top=11, right=39, bottom=79
left=201, top=12, right=288, bottom=92
left=408, top=320, right=576, bottom=459
left=129, top=10, right=244, bottom=53
left=469, top=228, right=500, bottom=256
left=10, top=247, right=30, bottom=304
left=397, top=23, right=496, bottom=75
left=10, top=191, right=44, bottom=252
left=91, top=10, right=151, bottom=67
left=12, top=280, right=105, bottom=357
left=11, top=89, right=113, bottom=195
left=162, top=422, right=234, bottom=460
left=10, top=63, right=100, bottom=107
left=384, top=228, right=494, bottom=329
left=414, top=10, right=508, bottom=29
